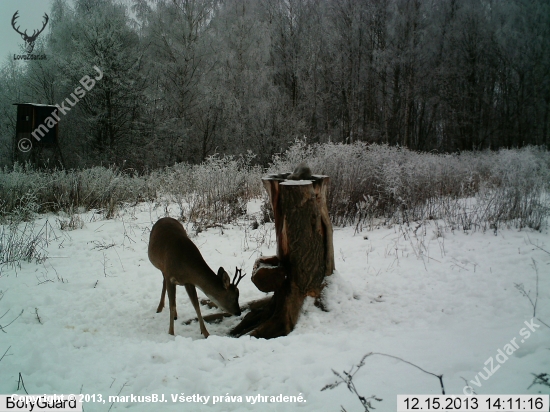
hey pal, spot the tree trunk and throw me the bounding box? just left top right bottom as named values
left=231, top=174, right=335, bottom=339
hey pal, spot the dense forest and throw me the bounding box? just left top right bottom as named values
left=0, top=0, right=549, bottom=169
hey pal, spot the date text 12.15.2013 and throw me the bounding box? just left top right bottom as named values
left=397, top=395, right=549, bottom=411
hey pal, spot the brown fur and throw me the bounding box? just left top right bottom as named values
left=148, top=217, right=243, bottom=337
left=287, top=162, right=313, bottom=180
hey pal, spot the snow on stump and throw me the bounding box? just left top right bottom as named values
left=231, top=171, right=335, bottom=339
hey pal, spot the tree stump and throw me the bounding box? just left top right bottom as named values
left=231, top=172, right=335, bottom=339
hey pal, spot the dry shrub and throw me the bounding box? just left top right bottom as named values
left=270, top=140, right=549, bottom=231
left=1, top=144, right=547, bottom=232
left=0, top=164, right=155, bottom=221
left=152, top=153, right=263, bottom=226
left=0, top=220, right=53, bottom=270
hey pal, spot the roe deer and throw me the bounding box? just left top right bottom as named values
left=148, top=217, right=245, bottom=337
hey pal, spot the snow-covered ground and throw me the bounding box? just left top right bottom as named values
left=1, top=201, right=549, bottom=411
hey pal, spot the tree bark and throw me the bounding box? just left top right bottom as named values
left=231, top=174, right=334, bottom=339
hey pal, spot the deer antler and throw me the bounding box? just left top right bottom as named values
left=11, top=11, right=26, bottom=38
left=11, top=11, right=49, bottom=42
left=28, top=14, right=49, bottom=42
left=232, top=267, right=246, bottom=286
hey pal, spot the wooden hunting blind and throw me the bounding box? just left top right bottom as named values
left=14, top=103, right=58, bottom=146
left=14, top=103, right=62, bottom=165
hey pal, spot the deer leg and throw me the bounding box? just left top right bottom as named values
left=173, top=283, right=178, bottom=320
left=166, top=281, right=177, bottom=335
left=157, top=276, right=166, bottom=313
left=184, top=284, right=210, bottom=338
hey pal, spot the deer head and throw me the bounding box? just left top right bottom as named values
left=11, top=11, right=49, bottom=54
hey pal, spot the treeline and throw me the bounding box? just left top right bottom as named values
left=0, top=0, right=549, bottom=169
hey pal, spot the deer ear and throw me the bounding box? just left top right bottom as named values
left=218, top=267, right=230, bottom=289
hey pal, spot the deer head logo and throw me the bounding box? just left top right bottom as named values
left=11, top=11, right=49, bottom=54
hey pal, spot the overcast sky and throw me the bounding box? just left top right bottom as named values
left=1, top=0, right=54, bottom=61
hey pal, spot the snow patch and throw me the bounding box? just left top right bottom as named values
left=321, top=270, right=355, bottom=312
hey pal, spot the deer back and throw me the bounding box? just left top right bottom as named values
left=148, top=217, right=215, bottom=283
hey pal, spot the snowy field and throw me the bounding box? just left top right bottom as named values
left=1, top=201, right=549, bottom=411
